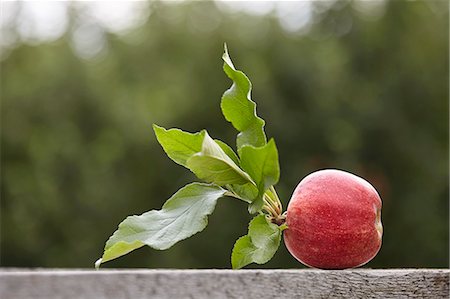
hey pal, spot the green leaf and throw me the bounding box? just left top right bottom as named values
left=153, top=124, right=205, bottom=168
left=214, top=139, right=258, bottom=203
left=221, top=44, right=266, bottom=149
left=239, top=139, right=280, bottom=192
left=230, top=236, right=254, bottom=269
left=248, top=186, right=279, bottom=214
left=227, top=183, right=258, bottom=203
left=97, top=183, right=226, bottom=266
left=239, top=139, right=280, bottom=213
left=231, top=214, right=282, bottom=269
left=214, top=139, right=239, bottom=165
left=248, top=197, right=265, bottom=214
left=187, top=132, right=255, bottom=186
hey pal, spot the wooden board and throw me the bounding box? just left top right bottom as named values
left=1, top=269, right=449, bottom=299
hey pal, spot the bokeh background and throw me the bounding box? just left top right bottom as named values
left=1, top=0, right=448, bottom=269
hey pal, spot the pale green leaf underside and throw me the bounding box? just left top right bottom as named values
left=221, top=45, right=266, bottom=149
left=231, top=214, right=281, bottom=269
left=98, top=183, right=226, bottom=265
left=153, top=124, right=205, bottom=167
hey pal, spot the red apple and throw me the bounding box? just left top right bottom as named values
left=283, top=169, right=383, bottom=269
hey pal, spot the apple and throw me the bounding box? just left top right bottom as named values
left=283, top=169, right=383, bottom=269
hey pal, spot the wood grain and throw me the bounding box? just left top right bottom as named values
left=1, top=269, right=449, bottom=299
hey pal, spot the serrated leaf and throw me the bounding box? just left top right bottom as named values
left=97, top=183, right=226, bottom=266
left=231, top=214, right=281, bottom=269
left=187, top=132, right=255, bottom=186
left=153, top=124, right=205, bottom=167
left=221, top=45, right=266, bottom=149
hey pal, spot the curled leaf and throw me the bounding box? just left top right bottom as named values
left=221, top=44, right=266, bottom=149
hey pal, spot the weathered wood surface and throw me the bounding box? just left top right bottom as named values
left=1, top=269, right=449, bottom=299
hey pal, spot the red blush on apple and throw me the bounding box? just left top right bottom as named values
left=284, top=169, right=383, bottom=269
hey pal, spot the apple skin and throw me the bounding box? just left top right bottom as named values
left=283, top=169, right=383, bottom=269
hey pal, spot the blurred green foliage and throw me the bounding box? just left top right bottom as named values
left=1, top=1, right=448, bottom=268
